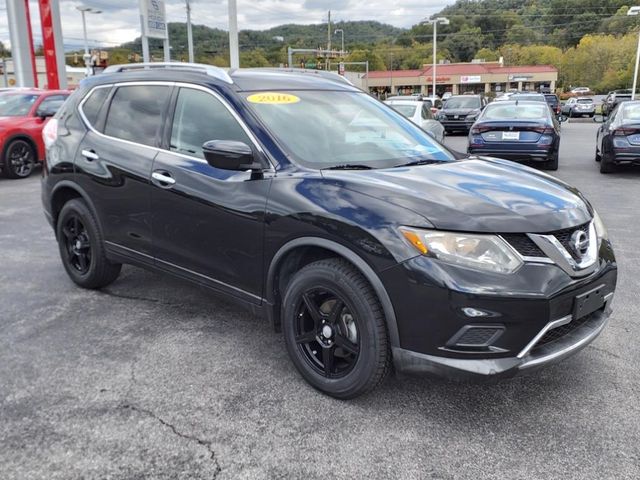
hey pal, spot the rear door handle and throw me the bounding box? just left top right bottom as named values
left=81, top=149, right=99, bottom=161
left=151, top=170, right=176, bottom=187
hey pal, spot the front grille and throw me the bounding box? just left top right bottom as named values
left=552, top=223, right=589, bottom=261
left=535, top=313, right=594, bottom=348
left=502, top=234, right=545, bottom=257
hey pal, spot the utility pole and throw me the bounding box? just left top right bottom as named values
left=422, top=17, right=449, bottom=97
left=186, top=0, right=194, bottom=62
left=326, top=11, right=331, bottom=69
left=228, top=0, right=239, bottom=69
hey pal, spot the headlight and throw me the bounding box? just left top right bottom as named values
left=592, top=209, right=609, bottom=247
left=399, top=227, right=523, bottom=274
left=466, top=113, right=479, bottom=120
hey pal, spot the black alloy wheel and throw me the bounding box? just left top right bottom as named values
left=56, top=199, right=122, bottom=289
left=3, top=139, right=35, bottom=178
left=294, top=287, right=360, bottom=378
left=61, top=215, right=92, bottom=274
left=282, top=258, right=390, bottom=399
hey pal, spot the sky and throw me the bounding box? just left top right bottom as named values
left=0, top=0, right=454, bottom=51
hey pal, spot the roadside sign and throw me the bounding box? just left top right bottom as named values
left=140, top=0, right=168, bottom=39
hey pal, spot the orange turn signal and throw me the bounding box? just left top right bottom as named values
left=400, top=229, right=428, bottom=255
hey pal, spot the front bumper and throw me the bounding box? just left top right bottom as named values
left=393, top=294, right=613, bottom=379
left=440, top=119, right=476, bottom=131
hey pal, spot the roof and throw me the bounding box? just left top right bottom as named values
left=365, top=63, right=558, bottom=78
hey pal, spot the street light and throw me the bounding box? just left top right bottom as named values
left=76, top=5, right=102, bottom=77
left=628, top=6, right=640, bottom=100
left=335, top=29, right=344, bottom=55
left=421, top=16, right=449, bottom=97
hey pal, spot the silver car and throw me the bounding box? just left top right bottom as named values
left=562, top=97, right=595, bottom=117
left=384, top=99, right=445, bottom=142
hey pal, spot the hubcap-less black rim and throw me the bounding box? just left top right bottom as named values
left=62, top=215, right=92, bottom=274
left=295, top=288, right=360, bottom=378
left=8, top=142, right=34, bottom=177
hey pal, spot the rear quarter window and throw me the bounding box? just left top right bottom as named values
left=80, top=87, right=111, bottom=127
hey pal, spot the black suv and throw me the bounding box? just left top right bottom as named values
left=42, top=64, right=617, bottom=398
left=436, top=94, right=487, bottom=133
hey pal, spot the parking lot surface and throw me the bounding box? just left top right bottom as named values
left=1, top=122, right=639, bottom=479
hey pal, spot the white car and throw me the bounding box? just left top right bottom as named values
left=384, top=99, right=445, bottom=142
left=570, top=87, right=591, bottom=95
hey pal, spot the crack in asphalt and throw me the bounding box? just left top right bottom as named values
left=100, top=289, right=166, bottom=305
left=121, top=403, right=222, bottom=477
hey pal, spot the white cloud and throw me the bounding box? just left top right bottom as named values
left=0, top=0, right=454, bottom=51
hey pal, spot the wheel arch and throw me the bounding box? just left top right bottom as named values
left=50, top=181, right=103, bottom=237
left=266, top=237, right=400, bottom=348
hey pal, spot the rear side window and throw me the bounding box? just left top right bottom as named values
left=169, top=88, right=250, bottom=159
left=81, top=87, right=110, bottom=127
left=104, top=85, right=170, bottom=147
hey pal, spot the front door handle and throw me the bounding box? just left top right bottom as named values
left=81, top=149, right=99, bottom=161
left=151, top=170, right=176, bottom=187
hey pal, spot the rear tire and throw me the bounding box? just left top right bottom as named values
left=2, top=139, right=36, bottom=179
left=544, top=152, right=559, bottom=171
left=56, top=199, right=122, bottom=289
left=600, top=154, right=615, bottom=174
left=282, top=258, right=390, bottom=399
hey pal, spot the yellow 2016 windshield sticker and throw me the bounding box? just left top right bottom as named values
left=247, top=92, right=300, bottom=104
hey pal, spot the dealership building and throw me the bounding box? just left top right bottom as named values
left=363, top=60, right=558, bottom=97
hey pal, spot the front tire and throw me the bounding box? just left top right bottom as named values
left=2, top=139, right=36, bottom=179
left=282, top=258, right=390, bottom=399
left=56, top=199, right=122, bottom=289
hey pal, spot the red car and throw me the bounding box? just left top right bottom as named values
left=0, top=89, right=70, bottom=179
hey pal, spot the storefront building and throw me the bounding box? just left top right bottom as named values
left=365, top=61, right=558, bottom=98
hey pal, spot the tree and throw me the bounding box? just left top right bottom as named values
left=240, top=49, right=271, bottom=68
left=345, top=49, right=386, bottom=71
left=441, top=26, right=483, bottom=62
left=0, top=41, right=9, bottom=57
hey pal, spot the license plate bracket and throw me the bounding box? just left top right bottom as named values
left=502, top=131, right=520, bottom=141
left=573, top=285, right=606, bottom=320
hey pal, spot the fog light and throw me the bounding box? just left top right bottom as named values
left=462, top=307, right=488, bottom=317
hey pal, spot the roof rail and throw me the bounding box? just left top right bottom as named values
left=256, top=67, right=354, bottom=86
left=102, top=62, right=233, bottom=84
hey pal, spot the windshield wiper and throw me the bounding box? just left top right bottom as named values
left=392, top=159, right=443, bottom=168
left=323, top=164, right=373, bottom=170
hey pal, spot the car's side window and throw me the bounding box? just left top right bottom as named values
left=421, top=104, right=432, bottom=120
left=104, top=85, right=170, bottom=147
left=169, top=87, right=251, bottom=159
left=80, top=87, right=110, bottom=128
left=36, top=95, right=67, bottom=116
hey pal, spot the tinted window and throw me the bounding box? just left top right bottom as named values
left=170, top=88, right=250, bottom=159
left=482, top=104, right=549, bottom=120
left=421, top=104, right=433, bottom=120
left=37, top=95, right=67, bottom=115
left=444, top=97, right=481, bottom=109
left=388, top=104, right=417, bottom=118
left=104, top=85, right=170, bottom=147
left=81, top=87, right=110, bottom=126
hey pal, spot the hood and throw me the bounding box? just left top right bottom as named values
left=322, top=158, right=591, bottom=233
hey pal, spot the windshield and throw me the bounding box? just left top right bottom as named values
left=243, top=91, right=454, bottom=169
left=444, top=97, right=480, bottom=109
left=0, top=94, right=39, bottom=116
left=481, top=103, right=549, bottom=121
left=388, top=104, right=418, bottom=118
left=511, top=95, right=545, bottom=102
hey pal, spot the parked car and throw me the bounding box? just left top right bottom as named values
left=543, top=93, right=561, bottom=115
left=441, top=92, right=452, bottom=100
left=42, top=63, right=616, bottom=398
left=384, top=99, right=445, bottom=142
left=468, top=100, right=564, bottom=170
left=436, top=94, right=487, bottom=133
left=562, top=97, right=595, bottom=117
left=602, top=90, right=634, bottom=117
left=570, top=87, right=592, bottom=95
left=595, top=100, right=640, bottom=173
left=0, top=88, right=70, bottom=178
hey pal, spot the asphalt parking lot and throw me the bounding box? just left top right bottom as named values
left=1, top=121, right=639, bottom=479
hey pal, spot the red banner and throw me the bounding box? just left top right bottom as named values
left=38, top=0, right=60, bottom=89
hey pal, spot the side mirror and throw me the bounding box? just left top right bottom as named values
left=36, top=107, right=57, bottom=119
left=558, top=115, right=568, bottom=123
left=202, top=140, right=262, bottom=171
